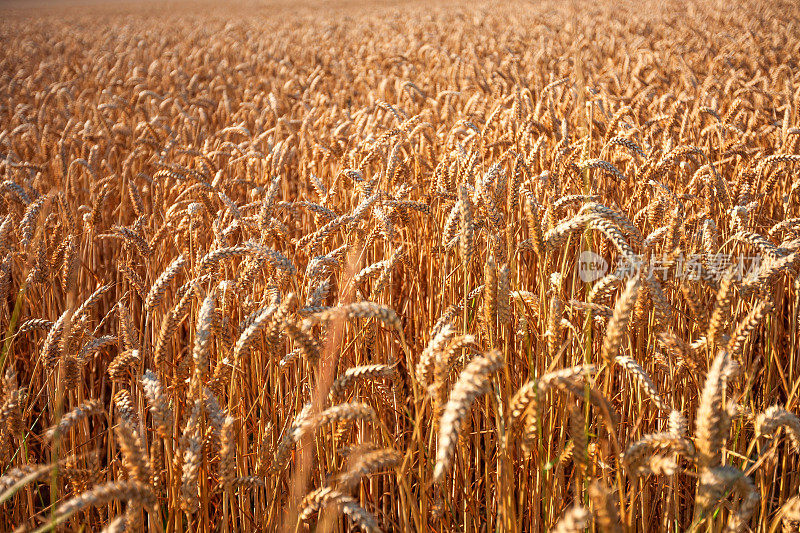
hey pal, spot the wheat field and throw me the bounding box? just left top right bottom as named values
left=1, top=0, right=800, bottom=531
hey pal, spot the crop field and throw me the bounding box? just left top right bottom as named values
left=1, top=0, right=800, bottom=531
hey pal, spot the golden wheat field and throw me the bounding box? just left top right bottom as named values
left=2, top=0, right=800, bottom=531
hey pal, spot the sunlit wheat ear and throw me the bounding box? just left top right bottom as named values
left=180, top=399, right=203, bottom=513
left=458, top=184, right=474, bottom=264
left=282, top=317, right=320, bottom=363
left=372, top=245, right=404, bottom=297
left=588, top=480, right=623, bottom=533
left=441, top=200, right=461, bottom=248
left=140, top=370, right=172, bottom=439
left=434, top=349, right=504, bottom=484
left=271, top=402, right=313, bottom=474
left=615, top=355, right=669, bottom=412
left=702, top=218, right=719, bottom=255
left=755, top=405, right=800, bottom=453
left=328, top=364, right=397, bottom=405
left=73, top=283, right=113, bottom=322
left=117, top=301, right=138, bottom=351
left=567, top=403, right=588, bottom=473
left=657, top=331, right=703, bottom=373
left=203, top=388, right=227, bottom=448
left=600, top=274, right=640, bottom=364
left=568, top=299, right=612, bottom=321
left=497, top=264, right=511, bottom=325
left=265, top=292, right=298, bottom=348
left=61, top=355, right=81, bottom=391
left=583, top=202, right=644, bottom=249
left=668, top=410, right=688, bottom=437
left=232, top=304, right=277, bottom=362
left=483, top=255, right=497, bottom=326
left=0, top=180, right=30, bottom=206
left=108, top=349, right=140, bottom=380
left=417, top=321, right=455, bottom=394
left=508, top=365, right=596, bottom=430
left=781, top=496, right=800, bottom=532
left=433, top=334, right=479, bottom=412
left=641, top=227, right=667, bottom=257
left=113, top=390, right=138, bottom=426
left=45, top=399, right=103, bottom=441
left=61, top=234, right=79, bottom=294
left=0, top=369, right=26, bottom=439
left=644, top=273, right=672, bottom=329
left=54, top=480, right=156, bottom=523
left=306, top=278, right=331, bottom=308
left=544, top=214, right=595, bottom=252
left=768, top=217, right=800, bottom=240
left=727, top=298, right=773, bottom=358
left=315, top=402, right=376, bottom=430
left=15, top=317, right=54, bottom=338
left=232, top=476, right=266, bottom=490
left=695, top=350, right=736, bottom=468
left=315, top=301, right=403, bottom=332
left=219, top=416, right=236, bottom=489
left=707, top=268, right=738, bottom=346
left=580, top=158, right=626, bottom=182
left=353, top=260, right=388, bottom=293
left=621, top=432, right=694, bottom=476
left=145, top=254, right=186, bottom=311
left=0, top=214, right=13, bottom=253
left=118, top=263, right=145, bottom=300
left=745, top=251, right=800, bottom=295
left=154, top=281, right=200, bottom=367
left=29, top=234, right=50, bottom=285
left=335, top=448, right=402, bottom=493
left=197, top=244, right=254, bottom=275
left=732, top=230, right=780, bottom=260
left=588, top=273, right=620, bottom=304
left=586, top=217, right=636, bottom=259
left=298, top=486, right=382, bottom=533
left=20, top=195, right=46, bottom=246
left=76, top=335, right=117, bottom=364
left=695, top=466, right=758, bottom=531
left=41, top=310, right=69, bottom=370
left=192, top=291, right=217, bottom=382
left=552, top=505, right=591, bottom=533
left=0, top=463, right=57, bottom=498
left=258, top=174, right=282, bottom=228
left=115, top=418, right=152, bottom=486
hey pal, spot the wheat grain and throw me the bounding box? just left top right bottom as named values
left=434, top=349, right=504, bottom=483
